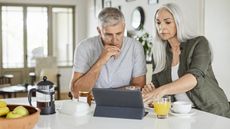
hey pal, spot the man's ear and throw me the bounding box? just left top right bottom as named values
left=123, top=23, right=126, bottom=28
left=123, top=23, right=126, bottom=32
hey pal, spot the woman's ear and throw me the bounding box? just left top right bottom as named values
left=97, top=27, right=101, bottom=36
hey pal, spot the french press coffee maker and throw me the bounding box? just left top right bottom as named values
left=28, top=76, right=56, bottom=115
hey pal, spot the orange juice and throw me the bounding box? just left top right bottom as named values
left=153, top=97, right=171, bottom=118
left=154, top=101, right=171, bottom=115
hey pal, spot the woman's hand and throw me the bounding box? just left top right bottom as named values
left=142, top=83, right=155, bottom=104
left=142, top=83, right=155, bottom=94
left=142, top=84, right=167, bottom=105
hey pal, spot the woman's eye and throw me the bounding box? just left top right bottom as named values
left=166, top=21, right=171, bottom=24
left=156, top=22, right=161, bottom=25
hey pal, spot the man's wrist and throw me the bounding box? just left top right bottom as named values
left=95, top=58, right=106, bottom=67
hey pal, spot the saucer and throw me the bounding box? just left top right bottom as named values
left=170, top=109, right=196, bottom=117
left=145, top=106, right=153, bottom=112
left=144, top=103, right=154, bottom=112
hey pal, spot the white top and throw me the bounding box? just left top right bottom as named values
left=171, top=64, right=194, bottom=104
left=73, top=36, right=147, bottom=88
left=4, top=97, right=230, bottom=129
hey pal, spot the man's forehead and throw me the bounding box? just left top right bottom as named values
left=101, top=23, right=125, bottom=33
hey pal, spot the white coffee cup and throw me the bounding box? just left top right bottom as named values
left=172, top=101, right=192, bottom=114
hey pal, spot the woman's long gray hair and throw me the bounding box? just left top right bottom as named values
left=152, top=3, right=198, bottom=74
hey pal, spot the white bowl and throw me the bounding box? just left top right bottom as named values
left=172, top=101, right=192, bottom=114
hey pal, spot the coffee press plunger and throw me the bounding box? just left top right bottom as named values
left=28, top=76, right=56, bottom=115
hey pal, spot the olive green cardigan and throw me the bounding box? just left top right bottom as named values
left=152, top=36, right=230, bottom=118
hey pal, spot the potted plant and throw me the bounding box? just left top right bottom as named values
left=128, top=28, right=152, bottom=62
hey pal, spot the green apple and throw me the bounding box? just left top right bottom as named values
left=0, top=100, right=7, bottom=108
left=13, top=106, right=29, bottom=116
left=6, top=106, right=29, bottom=119
left=0, top=106, right=10, bottom=116
left=6, top=111, right=22, bottom=118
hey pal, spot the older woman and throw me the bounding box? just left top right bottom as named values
left=142, top=3, right=230, bottom=118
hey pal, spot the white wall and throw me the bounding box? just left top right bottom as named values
left=205, top=0, right=230, bottom=100
left=87, top=0, right=204, bottom=37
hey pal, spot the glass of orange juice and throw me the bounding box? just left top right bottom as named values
left=153, top=96, right=171, bottom=119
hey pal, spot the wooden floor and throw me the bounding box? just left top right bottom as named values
left=0, top=92, right=70, bottom=100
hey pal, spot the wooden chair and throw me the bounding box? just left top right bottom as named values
left=0, top=76, right=12, bottom=87
left=0, top=75, right=13, bottom=98
left=0, top=74, right=14, bottom=87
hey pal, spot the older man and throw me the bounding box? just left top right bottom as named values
left=70, top=7, right=147, bottom=98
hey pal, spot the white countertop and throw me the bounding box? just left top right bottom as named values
left=4, top=97, right=230, bottom=129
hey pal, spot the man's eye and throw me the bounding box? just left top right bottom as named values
left=105, top=34, right=112, bottom=37
left=117, top=33, right=122, bottom=36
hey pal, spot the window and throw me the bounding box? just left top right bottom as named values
left=0, top=5, right=75, bottom=68
left=52, top=8, right=73, bottom=66
left=2, top=6, right=24, bottom=68
left=27, top=7, right=48, bottom=67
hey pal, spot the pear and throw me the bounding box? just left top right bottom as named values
left=6, top=106, right=29, bottom=119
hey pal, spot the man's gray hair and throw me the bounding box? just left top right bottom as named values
left=98, top=7, right=125, bottom=28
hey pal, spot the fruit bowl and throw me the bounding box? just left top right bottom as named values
left=0, top=104, right=40, bottom=129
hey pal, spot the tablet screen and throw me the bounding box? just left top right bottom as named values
left=92, top=88, right=144, bottom=108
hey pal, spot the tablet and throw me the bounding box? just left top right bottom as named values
left=92, top=88, right=145, bottom=119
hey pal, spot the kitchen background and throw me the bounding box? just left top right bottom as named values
left=0, top=0, right=229, bottom=100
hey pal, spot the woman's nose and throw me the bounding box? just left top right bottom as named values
left=158, top=24, right=166, bottom=33
left=158, top=23, right=164, bottom=30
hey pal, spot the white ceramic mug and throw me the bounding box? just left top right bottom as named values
left=172, top=101, right=192, bottom=114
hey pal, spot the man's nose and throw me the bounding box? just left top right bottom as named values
left=111, top=35, right=119, bottom=44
